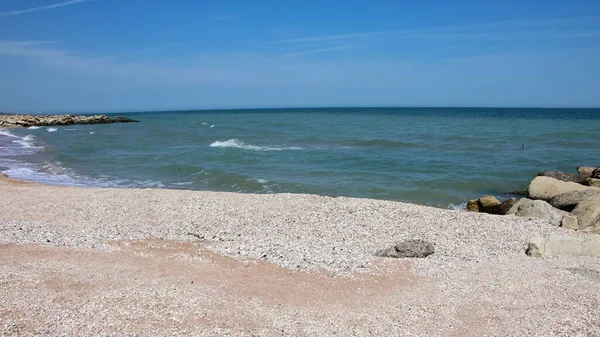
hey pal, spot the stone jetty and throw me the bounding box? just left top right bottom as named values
left=0, top=113, right=138, bottom=128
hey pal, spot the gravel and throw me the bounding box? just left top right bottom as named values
left=1, top=178, right=599, bottom=335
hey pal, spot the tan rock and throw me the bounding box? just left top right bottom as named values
left=527, top=234, right=600, bottom=258
left=528, top=176, right=591, bottom=201
left=479, top=195, right=501, bottom=208
left=577, top=166, right=597, bottom=175
left=561, top=215, right=579, bottom=230
left=571, top=194, right=600, bottom=231
left=466, top=199, right=479, bottom=212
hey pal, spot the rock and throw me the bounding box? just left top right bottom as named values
left=526, top=234, right=600, bottom=258
left=0, top=173, right=8, bottom=179
left=375, top=240, right=434, bottom=258
left=537, top=171, right=590, bottom=184
left=593, top=168, right=600, bottom=179
left=506, top=198, right=569, bottom=226
left=571, top=194, right=600, bottom=232
left=375, top=246, right=400, bottom=258
left=548, top=189, right=600, bottom=211
left=561, top=215, right=579, bottom=230
left=479, top=195, right=500, bottom=208
left=498, top=198, right=518, bottom=215
left=528, top=176, right=591, bottom=201
left=587, top=178, right=600, bottom=188
left=466, top=199, right=479, bottom=212
left=465, top=195, right=513, bottom=215
left=578, top=166, right=598, bottom=175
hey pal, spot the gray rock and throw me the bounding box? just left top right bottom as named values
left=548, top=189, right=600, bottom=211
left=375, top=240, right=434, bottom=258
left=593, top=168, right=600, bottom=179
left=537, top=171, right=590, bottom=184
left=528, top=176, right=591, bottom=201
left=571, top=194, right=600, bottom=232
left=506, top=198, right=569, bottom=226
left=526, top=234, right=600, bottom=258
left=498, top=198, right=519, bottom=215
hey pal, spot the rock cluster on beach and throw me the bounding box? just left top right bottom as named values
left=0, top=113, right=138, bottom=128
left=467, top=165, right=600, bottom=256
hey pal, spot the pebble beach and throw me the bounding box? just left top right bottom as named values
left=1, top=174, right=599, bottom=336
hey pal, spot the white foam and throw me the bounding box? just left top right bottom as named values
left=449, top=202, right=467, bottom=211
left=202, top=122, right=208, bottom=125
left=27, top=126, right=41, bottom=130
left=210, top=139, right=302, bottom=151
left=256, top=178, right=269, bottom=184
left=12, top=135, right=38, bottom=148
left=90, top=132, right=95, bottom=135
left=210, top=125, right=215, bottom=128
left=0, top=129, right=18, bottom=138
left=171, top=181, right=194, bottom=186
left=47, top=127, right=58, bottom=132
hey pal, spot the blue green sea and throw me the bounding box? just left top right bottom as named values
left=1, top=108, right=599, bottom=208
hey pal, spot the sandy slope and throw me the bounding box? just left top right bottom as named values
left=0, top=176, right=599, bottom=336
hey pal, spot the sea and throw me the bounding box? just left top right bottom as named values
left=1, top=107, right=599, bottom=209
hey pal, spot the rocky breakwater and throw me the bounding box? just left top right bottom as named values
left=467, top=166, right=600, bottom=257
left=0, top=113, right=138, bottom=128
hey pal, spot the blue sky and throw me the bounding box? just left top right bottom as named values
left=1, top=0, right=600, bottom=112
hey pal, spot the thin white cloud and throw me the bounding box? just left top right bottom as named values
left=285, top=45, right=358, bottom=58
left=0, top=0, right=92, bottom=16
left=264, top=16, right=600, bottom=45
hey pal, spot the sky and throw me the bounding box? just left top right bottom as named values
left=1, top=0, right=600, bottom=112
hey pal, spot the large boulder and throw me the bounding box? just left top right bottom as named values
left=537, top=171, right=590, bottom=184
left=548, top=189, right=600, bottom=211
left=375, top=240, right=434, bottom=258
left=571, top=194, right=600, bottom=232
left=506, top=198, right=569, bottom=226
left=528, top=176, right=591, bottom=201
left=527, top=234, right=600, bottom=258
left=578, top=166, right=598, bottom=175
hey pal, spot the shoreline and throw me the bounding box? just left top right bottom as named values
left=1, top=173, right=599, bottom=334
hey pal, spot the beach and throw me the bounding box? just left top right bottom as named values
left=1, top=174, right=599, bottom=336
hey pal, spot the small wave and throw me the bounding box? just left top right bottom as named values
left=47, top=128, right=58, bottom=132
left=0, top=129, right=18, bottom=138
left=90, top=132, right=95, bottom=135
left=202, top=122, right=208, bottom=125
left=448, top=202, right=467, bottom=211
left=28, top=126, right=41, bottom=130
left=210, top=125, right=215, bottom=128
left=12, top=135, right=38, bottom=148
left=210, top=139, right=302, bottom=151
